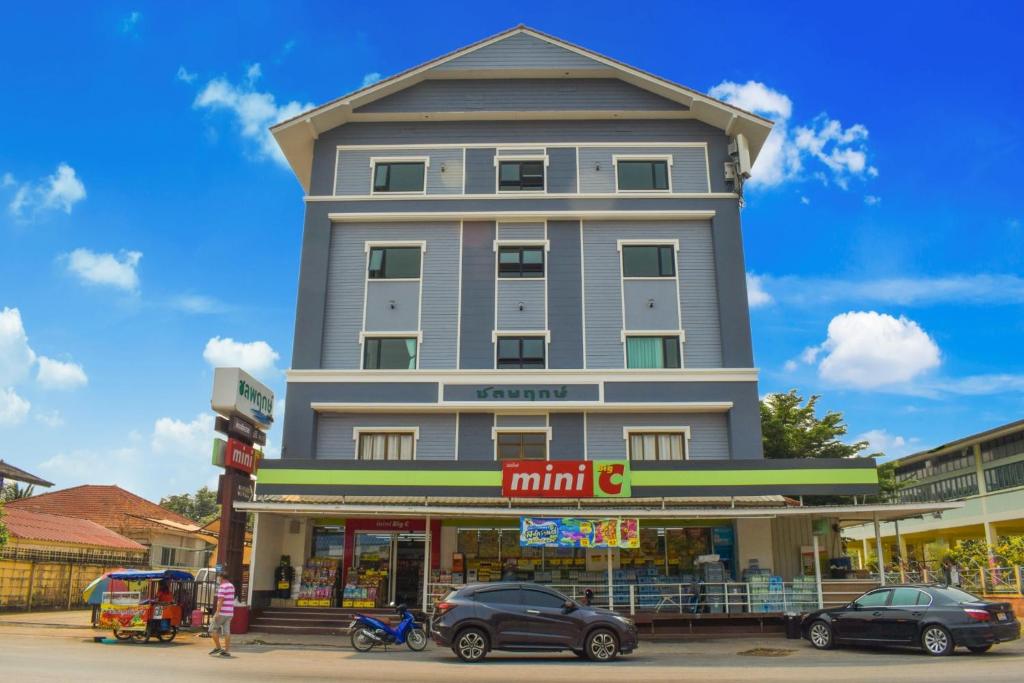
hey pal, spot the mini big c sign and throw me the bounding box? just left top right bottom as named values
left=501, top=460, right=631, bottom=498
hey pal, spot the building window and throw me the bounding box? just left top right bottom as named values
left=498, top=246, right=545, bottom=278
left=622, top=245, right=675, bottom=277
left=497, top=431, right=547, bottom=460
left=626, top=336, right=680, bottom=369
left=498, top=160, right=545, bottom=191
left=985, top=461, right=1024, bottom=492
left=364, top=337, right=418, bottom=369
left=372, top=161, right=426, bottom=193
left=981, top=430, right=1024, bottom=463
left=616, top=159, right=669, bottom=191
left=497, top=337, right=546, bottom=369
left=628, top=432, right=687, bottom=461
left=357, top=432, right=415, bottom=461
left=368, top=246, right=421, bottom=279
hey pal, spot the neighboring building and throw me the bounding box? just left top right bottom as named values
left=197, top=517, right=253, bottom=568
left=0, top=507, right=147, bottom=610
left=846, top=419, right=1024, bottom=568
left=7, top=485, right=212, bottom=571
left=242, top=26, right=898, bottom=614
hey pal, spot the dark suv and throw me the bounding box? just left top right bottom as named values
left=431, top=582, right=638, bottom=662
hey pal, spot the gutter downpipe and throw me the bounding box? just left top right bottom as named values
left=422, top=513, right=431, bottom=615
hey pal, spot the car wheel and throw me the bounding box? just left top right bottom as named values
left=921, top=625, right=953, bottom=656
left=808, top=620, right=835, bottom=650
left=454, top=628, right=488, bottom=663
left=586, top=628, right=619, bottom=662
left=967, top=645, right=992, bottom=654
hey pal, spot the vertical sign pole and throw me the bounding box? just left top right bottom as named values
left=422, top=514, right=431, bottom=615
left=607, top=548, right=614, bottom=610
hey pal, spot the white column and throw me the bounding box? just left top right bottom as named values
left=874, top=513, right=885, bottom=586
left=607, top=549, right=614, bottom=610
left=812, top=531, right=823, bottom=609
left=861, top=538, right=870, bottom=570
left=422, top=515, right=432, bottom=614
left=246, top=512, right=260, bottom=606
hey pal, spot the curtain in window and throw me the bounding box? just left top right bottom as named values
left=658, top=434, right=684, bottom=460
left=405, top=339, right=417, bottom=369
left=626, top=337, right=663, bottom=369
left=389, top=433, right=414, bottom=460
left=360, top=434, right=387, bottom=460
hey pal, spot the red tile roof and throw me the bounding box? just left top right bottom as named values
left=6, top=485, right=200, bottom=535
left=3, top=507, right=146, bottom=551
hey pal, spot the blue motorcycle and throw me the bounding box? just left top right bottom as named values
left=349, top=603, right=428, bottom=652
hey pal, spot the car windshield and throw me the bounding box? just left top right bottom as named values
left=936, top=586, right=985, bottom=603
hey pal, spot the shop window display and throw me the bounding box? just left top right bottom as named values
left=297, top=557, right=341, bottom=607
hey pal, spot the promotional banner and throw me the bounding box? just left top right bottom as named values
left=520, top=517, right=640, bottom=548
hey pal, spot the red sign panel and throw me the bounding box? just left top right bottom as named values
left=502, top=460, right=593, bottom=498
left=225, top=438, right=256, bottom=474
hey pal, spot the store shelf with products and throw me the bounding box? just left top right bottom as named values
left=297, top=557, right=340, bottom=607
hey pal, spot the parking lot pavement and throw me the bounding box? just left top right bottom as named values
left=1, top=624, right=1022, bottom=682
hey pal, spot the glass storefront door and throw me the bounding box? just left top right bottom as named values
left=352, top=533, right=393, bottom=607
left=393, top=532, right=426, bottom=608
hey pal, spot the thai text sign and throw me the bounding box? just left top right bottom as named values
left=442, top=384, right=600, bottom=402
left=520, top=517, right=640, bottom=548
left=211, top=367, right=275, bottom=428
left=502, top=460, right=630, bottom=498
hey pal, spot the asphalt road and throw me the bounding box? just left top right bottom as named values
left=2, top=625, right=1023, bottom=682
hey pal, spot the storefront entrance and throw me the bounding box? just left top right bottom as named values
left=346, top=531, right=425, bottom=608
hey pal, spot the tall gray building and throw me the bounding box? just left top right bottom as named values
left=244, top=27, right=877, bottom=616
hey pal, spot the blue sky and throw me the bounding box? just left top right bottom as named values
left=1, top=3, right=1022, bottom=500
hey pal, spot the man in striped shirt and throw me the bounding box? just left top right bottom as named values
left=209, top=568, right=235, bottom=657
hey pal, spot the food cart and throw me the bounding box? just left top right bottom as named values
left=97, top=569, right=194, bottom=643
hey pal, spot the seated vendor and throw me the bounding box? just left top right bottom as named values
left=155, top=580, right=174, bottom=603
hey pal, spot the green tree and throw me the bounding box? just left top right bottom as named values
left=160, top=486, right=220, bottom=524
left=760, top=389, right=904, bottom=503
left=0, top=483, right=35, bottom=502
left=0, top=502, right=8, bottom=550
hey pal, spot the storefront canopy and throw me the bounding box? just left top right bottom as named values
left=238, top=497, right=962, bottom=524
left=0, top=459, right=54, bottom=488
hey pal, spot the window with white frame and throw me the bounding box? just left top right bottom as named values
left=357, top=431, right=416, bottom=460
left=498, top=159, right=545, bottom=191
left=372, top=160, right=426, bottom=193
left=363, top=337, right=418, bottom=369
left=496, top=336, right=546, bottom=369
left=368, top=246, right=421, bottom=279
left=626, top=429, right=689, bottom=461
left=498, top=245, right=545, bottom=278
left=625, top=335, right=681, bottom=369
left=496, top=431, right=548, bottom=460
left=616, top=158, right=671, bottom=191
left=621, top=244, right=676, bottom=277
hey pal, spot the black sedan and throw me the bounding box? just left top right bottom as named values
left=431, top=582, right=638, bottom=662
left=802, top=584, right=1019, bottom=655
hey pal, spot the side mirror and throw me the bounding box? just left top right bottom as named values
left=848, top=602, right=860, bottom=610
left=563, top=600, right=576, bottom=611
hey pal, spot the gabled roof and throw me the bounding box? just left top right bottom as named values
left=7, top=484, right=199, bottom=536
left=272, top=25, right=773, bottom=191
left=3, top=507, right=146, bottom=551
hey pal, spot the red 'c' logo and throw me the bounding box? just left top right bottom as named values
left=597, top=463, right=626, bottom=495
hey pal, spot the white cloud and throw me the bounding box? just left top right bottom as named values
left=64, top=248, right=142, bottom=291
left=170, top=294, right=226, bottom=314
left=6, top=163, right=86, bottom=217
left=36, top=356, right=88, bottom=390
left=361, top=72, right=382, bottom=88
left=783, top=360, right=798, bottom=372
left=191, top=66, right=314, bottom=166
left=0, top=387, right=31, bottom=426
left=152, top=413, right=215, bottom=456
left=800, top=196, right=810, bottom=205
left=0, top=308, right=37, bottom=386
left=812, top=311, right=941, bottom=389
left=34, top=409, right=64, bottom=428
left=856, top=429, right=919, bottom=458
left=750, top=273, right=1024, bottom=308
left=176, top=66, right=197, bottom=84
left=746, top=273, right=773, bottom=308
left=927, top=374, right=1024, bottom=396
left=864, top=194, right=881, bottom=206
left=121, top=11, right=141, bottom=35
left=799, top=346, right=821, bottom=364
left=708, top=80, right=875, bottom=190
left=203, top=336, right=279, bottom=375
left=1, top=172, right=14, bottom=187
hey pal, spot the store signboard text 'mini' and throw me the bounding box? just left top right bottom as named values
left=502, top=460, right=631, bottom=498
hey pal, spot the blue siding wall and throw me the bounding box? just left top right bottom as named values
left=494, top=414, right=547, bottom=428
left=457, top=412, right=495, bottom=460
left=586, top=412, right=730, bottom=460
left=547, top=147, right=577, bottom=193
left=355, top=79, right=686, bottom=114
left=465, top=148, right=496, bottom=194
left=322, top=223, right=459, bottom=369
left=497, top=222, right=545, bottom=240
left=550, top=413, right=585, bottom=460
left=547, top=220, right=584, bottom=369
left=583, top=221, right=722, bottom=369
left=316, top=413, right=456, bottom=460
left=431, top=32, right=612, bottom=71
left=459, top=222, right=496, bottom=368
left=365, top=281, right=420, bottom=331
left=623, top=279, right=679, bottom=331
left=335, top=148, right=463, bottom=195
left=496, top=279, right=545, bottom=330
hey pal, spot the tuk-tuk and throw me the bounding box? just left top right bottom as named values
left=98, top=569, right=194, bottom=643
